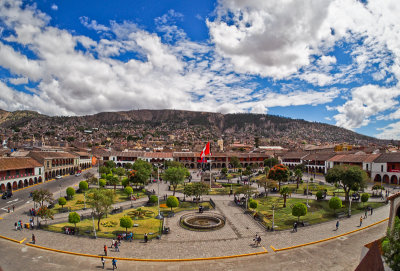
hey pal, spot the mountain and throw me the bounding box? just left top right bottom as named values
left=0, top=109, right=389, bottom=146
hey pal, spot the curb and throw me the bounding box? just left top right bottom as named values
left=0, top=234, right=25, bottom=244
left=271, top=217, right=389, bottom=252
left=25, top=243, right=268, bottom=262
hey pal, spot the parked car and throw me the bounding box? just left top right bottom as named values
left=1, top=191, right=12, bottom=199
left=75, top=173, right=81, bottom=177
left=55, top=175, right=62, bottom=179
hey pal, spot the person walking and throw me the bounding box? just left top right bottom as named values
left=359, top=216, right=363, bottom=227
left=101, top=256, right=105, bottom=269
left=144, top=233, right=148, bottom=243
left=32, top=234, right=35, bottom=244
left=364, top=209, right=368, bottom=219
left=112, top=258, right=117, bottom=270
left=12, top=205, right=15, bottom=212
left=104, top=245, right=107, bottom=256
left=336, top=220, right=339, bottom=231
left=370, top=207, right=373, bottom=216
left=115, top=242, right=119, bottom=252
left=293, top=222, right=297, bottom=232
left=253, top=234, right=258, bottom=246
left=256, top=235, right=262, bottom=246
left=7, top=207, right=10, bottom=213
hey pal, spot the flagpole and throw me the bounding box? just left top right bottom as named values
left=209, top=151, right=212, bottom=188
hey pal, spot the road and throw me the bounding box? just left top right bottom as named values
left=0, top=168, right=97, bottom=214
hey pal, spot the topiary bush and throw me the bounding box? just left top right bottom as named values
left=58, top=197, right=67, bottom=208
left=249, top=200, right=258, bottom=209
left=79, top=181, right=88, bottom=192
left=99, top=179, right=106, bottom=188
left=292, top=203, right=307, bottom=221
left=166, top=196, right=179, bottom=211
left=329, top=196, right=342, bottom=214
left=361, top=193, right=370, bottom=206
left=66, top=187, right=75, bottom=200
left=316, top=190, right=324, bottom=200
left=149, top=195, right=158, bottom=204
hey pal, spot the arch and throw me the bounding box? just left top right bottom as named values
left=217, top=163, right=221, bottom=168
left=212, top=164, right=216, bottom=169
left=190, top=163, right=195, bottom=169
left=222, top=163, right=226, bottom=168
left=0, top=183, right=5, bottom=192
left=62, top=169, right=66, bottom=175
left=34, top=177, right=38, bottom=184
left=18, top=180, right=23, bottom=188
left=38, top=176, right=42, bottom=183
left=29, top=178, right=33, bottom=185
left=45, top=172, right=48, bottom=180
left=56, top=170, right=59, bottom=176
left=52, top=171, right=56, bottom=178
left=391, top=175, right=398, bottom=185
left=374, top=174, right=382, bottom=183
left=12, top=181, right=17, bottom=189
left=185, top=164, right=190, bottom=168
left=7, top=182, right=12, bottom=191
left=383, top=175, right=390, bottom=184
left=244, top=163, right=248, bottom=167
left=197, top=163, right=201, bottom=169
left=24, top=179, right=28, bottom=187
left=117, top=163, right=122, bottom=167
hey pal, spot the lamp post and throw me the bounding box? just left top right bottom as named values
left=272, top=204, right=276, bottom=231
left=348, top=197, right=352, bottom=217
left=92, top=212, right=97, bottom=239
left=84, top=192, right=86, bottom=210
left=155, top=164, right=163, bottom=220
left=306, top=160, right=310, bottom=208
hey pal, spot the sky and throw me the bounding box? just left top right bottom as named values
left=0, top=0, right=400, bottom=140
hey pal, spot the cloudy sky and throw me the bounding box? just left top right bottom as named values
left=0, top=0, right=400, bottom=139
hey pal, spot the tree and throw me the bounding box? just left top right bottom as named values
left=68, top=212, right=80, bottom=229
left=257, top=176, right=273, bottom=197
left=114, top=167, right=126, bottom=183
left=235, top=185, right=257, bottom=208
left=79, top=181, right=89, bottom=192
left=37, top=206, right=54, bottom=225
left=32, top=189, right=54, bottom=208
left=268, top=164, right=290, bottom=190
left=130, top=159, right=152, bottom=187
left=166, top=196, right=179, bottom=211
left=120, top=216, right=133, bottom=234
left=361, top=193, right=370, bottom=206
left=99, top=166, right=111, bottom=175
left=294, top=168, right=303, bottom=189
left=226, top=173, right=233, bottom=183
left=185, top=182, right=209, bottom=201
left=84, top=172, right=95, bottom=182
left=382, top=217, right=400, bottom=270
left=163, top=166, right=189, bottom=195
left=230, top=156, right=240, bottom=172
left=107, top=175, right=119, bottom=192
left=99, top=178, right=106, bottom=187
left=280, top=187, right=290, bottom=207
left=325, top=165, right=367, bottom=202
left=292, top=203, right=307, bottom=222
left=221, top=167, right=228, bottom=177
left=329, top=196, right=342, bottom=214
left=104, top=161, right=116, bottom=168
left=58, top=197, right=67, bottom=209
left=87, top=189, right=115, bottom=231
left=264, top=166, right=270, bottom=177
left=124, top=186, right=133, bottom=198
left=149, top=195, right=158, bottom=204
left=66, top=187, right=75, bottom=200
left=264, top=157, right=279, bottom=168
left=249, top=200, right=258, bottom=210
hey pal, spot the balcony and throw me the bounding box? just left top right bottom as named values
left=0, top=172, right=35, bottom=181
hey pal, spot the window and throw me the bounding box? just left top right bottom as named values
left=16, top=170, right=19, bottom=175
left=47, top=161, right=50, bottom=168
left=392, top=164, right=395, bottom=170
left=6, top=170, right=10, bottom=176
left=39, top=168, right=41, bottom=175
left=366, top=164, right=369, bottom=170
left=381, top=165, right=384, bottom=172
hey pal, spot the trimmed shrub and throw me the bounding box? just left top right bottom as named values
left=329, top=196, right=342, bottom=213
left=149, top=195, right=158, bottom=204
left=99, top=179, right=106, bottom=187
left=361, top=193, right=370, bottom=206
left=166, top=196, right=179, bottom=211
left=249, top=200, right=258, bottom=209
left=79, top=181, right=88, bottom=192
left=58, top=197, right=67, bottom=208
left=124, top=186, right=133, bottom=196
left=316, top=190, right=324, bottom=200
left=68, top=212, right=80, bottom=228
left=292, top=203, right=307, bottom=221
left=120, top=216, right=133, bottom=234
left=66, top=187, right=75, bottom=200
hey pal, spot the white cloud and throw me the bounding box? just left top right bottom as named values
left=333, top=85, right=400, bottom=130
left=51, top=4, right=58, bottom=11
left=8, top=77, right=28, bottom=85
left=376, top=121, right=400, bottom=140
left=80, top=16, right=110, bottom=32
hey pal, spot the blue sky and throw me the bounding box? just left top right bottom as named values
left=1, top=0, right=400, bottom=140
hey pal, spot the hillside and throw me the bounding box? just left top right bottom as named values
left=0, top=109, right=387, bottom=146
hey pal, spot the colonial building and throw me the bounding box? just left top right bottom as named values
left=73, top=151, right=93, bottom=170
left=28, top=151, right=79, bottom=181
left=303, top=152, right=337, bottom=175
left=326, top=152, right=381, bottom=177
left=281, top=151, right=309, bottom=169
left=0, top=157, right=44, bottom=192
left=371, top=153, right=400, bottom=185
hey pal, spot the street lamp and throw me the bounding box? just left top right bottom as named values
left=348, top=196, right=352, bottom=217
left=272, top=204, right=276, bottom=231
left=306, top=160, right=310, bottom=208
left=155, top=164, right=163, bottom=220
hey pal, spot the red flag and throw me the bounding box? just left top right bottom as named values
left=200, top=142, right=211, bottom=159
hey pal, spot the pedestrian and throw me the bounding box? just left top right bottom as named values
left=104, top=245, right=107, bottom=256
left=293, top=222, right=297, bottom=232
left=144, top=233, right=148, bottom=243
left=360, top=216, right=363, bottom=227
left=101, top=256, right=105, bottom=269
left=370, top=207, right=373, bottom=216
left=7, top=207, right=10, bottom=213
left=253, top=234, right=258, bottom=246
left=336, top=220, right=339, bottom=231
left=111, top=239, right=115, bottom=248
left=112, top=258, right=117, bottom=270
left=32, top=234, right=35, bottom=244
left=364, top=209, right=368, bottom=219
left=115, top=242, right=119, bottom=252
left=257, top=235, right=261, bottom=246
left=14, top=222, right=18, bottom=231
left=12, top=205, right=15, bottom=212
left=30, top=220, right=34, bottom=230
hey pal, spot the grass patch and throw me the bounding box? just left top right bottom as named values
left=52, top=188, right=146, bottom=214
left=253, top=197, right=385, bottom=230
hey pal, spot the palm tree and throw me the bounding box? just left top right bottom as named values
left=294, top=169, right=303, bottom=189
left=280, top=187, right=290, bottom=207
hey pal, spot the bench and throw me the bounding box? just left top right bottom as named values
left=336, top=212, right=346, bottom=219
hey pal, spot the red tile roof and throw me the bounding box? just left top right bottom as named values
left=0, top=157, right=42, bottom=171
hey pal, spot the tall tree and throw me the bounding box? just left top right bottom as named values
left=325, top=165, right=367, bottom=202
left=87, top=189, right=115, bottom=231
left=107, top=175, right=119, bottom=192
left=234, top=185, right=257, bottom=209
left=294, top=168, right=303, bottom=189
left=264, top=157, right=279, bottom=168
left=268, top=164, right=290, bottom=190
left=257, top=177, right=277, bottom=197
left=230, top=156, right=241, bottom=172
left=280, top=187, right=290, bottom=207
left=113, top=167, right=126, bottom=183
left=32, top=189, right=54, bottom=208
left=163, top=166, right=189, bottom=195
left=130, top=159, right=152, bottom=187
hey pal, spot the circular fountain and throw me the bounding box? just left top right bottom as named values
left=180, top=212, right=226, bottom=231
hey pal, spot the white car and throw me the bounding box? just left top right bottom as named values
left=55, top=175, right=62, bottom=179
left=75, top=173, right=81, bottom=177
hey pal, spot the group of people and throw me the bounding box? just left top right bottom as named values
left=7, top=205, right=15, bottom=213
left=198, top=205, right=204, bottom=213
left=14, top=220, right=24, bottom=231
left=100, top=257, right=117, bottom=270
left=117, top=232, right=133, bottom=242
left=29, top=208, right=37, bottom=216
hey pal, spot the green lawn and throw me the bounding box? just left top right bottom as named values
left=52, top=188, right=146, bottom=214
left=252, top=197, right=385, bottom=230
left=44, top=200, right=212, bottom=239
